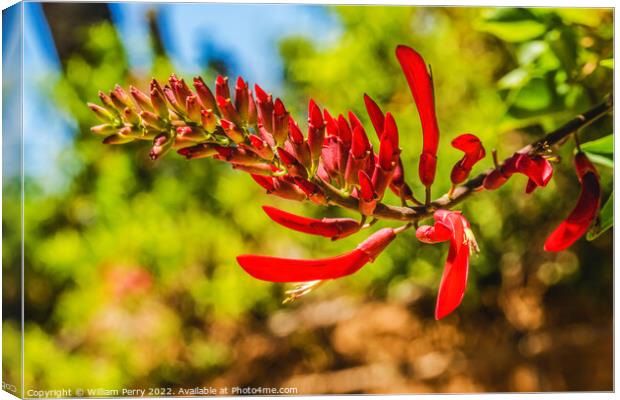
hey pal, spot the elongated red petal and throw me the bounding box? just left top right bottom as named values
left=262, top=206, right=360, bottom=240
left=435, top=241, right=469, bottom=320
left=382, top=112, right=399, bottom=150
left=363, top=94, right=385, bottom=138
left=416, top=210, right=475, bottom=320
left=236, top=228, right=396, bottom=282
left=351, top=126, right=371, bottom=158
left=396, top=45, right=439, bottom=187
left=544, top=153, right=601, bottom=252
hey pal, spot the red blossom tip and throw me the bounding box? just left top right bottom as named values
left=363, top=94, right=385, bottom=138
left=348, top=111, right=363, bottom=132
left=396, top=45, right=440, bottom=187
left=308, top=99, right=324, bottom=128
left=236, top=227, right=396, bottom=282
left=351, top=126, right=371, bottom=159
left=288, top=116, right=304, bottom=144
left=382, top=112, right=399, bottom=150
left=254, top=84, right=269, bottom=103
left=416, top=210, right=477, bottom=320
left=262, top=206, right=360, bottom=240
left=544, top=152, right=601, bottom=252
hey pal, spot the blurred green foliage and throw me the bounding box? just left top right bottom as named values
left=4, top=6, right=613, bottom=392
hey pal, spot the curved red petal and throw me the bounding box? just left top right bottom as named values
left=544, top=171, right=601, bottom=252
left=435, top=242, right=469, bottom=320
left=262, top=206, right=359, bottom=239
left=395, top=45, right=439, bottom=186
left=237, top=250, right=371, bottom=282
left=363, top=94, right=385, bottom=138
left=382, top=112, right=399, bottom=150
left=451, top=133, right=482, bottom=154
left=357, top=228, right=396, bottom=260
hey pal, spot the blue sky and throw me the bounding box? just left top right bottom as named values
left=17, top=2, right=341, bottom=190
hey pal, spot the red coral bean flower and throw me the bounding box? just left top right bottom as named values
left=483, top=153, right=553, bottom=193
left=236, top=227, right=397, bottom=282
left=416, top=210, right=479, bottom=320
left=262, top=206, right=361, bottom=240
left=544, top=152, right=601, bottom=252
left=395, top=45, right=439, bottom=192
left=450, top=134, right=486, bottom=186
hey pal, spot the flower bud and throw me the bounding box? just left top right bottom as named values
left=293, top=177, right=327, bottom=205
left=193, top=76, right=218, bottom=114
left=272, top=98, right=289, bottom=147
left=90, top=124, right=117, bottom=136
left=255, top=84, right=274, bottom=133
left=130, top=86, right=153, bottom=111
left=247, top=134, right=274, bottom=160
left=220, top=119, right=245, bottom=143
left=215, top=75, right=230, bottom=100
left=140, top=110, right=166, bottom=130
left=149, top=133, right=173, bottom=160
left=88, top=103, right=115, bottom=123
left=277, top=147, right=307, bottom=178
left=150, top=87, right=169, bottom=119
left=200, top=109, right=218, bottom=133
left=217, top=96, right=242, bottom=126
left=185, top=95, right=202, bottom=122
left=177, top=143, right=218, bottom=159
left=234, top=77, right=250, bottom=122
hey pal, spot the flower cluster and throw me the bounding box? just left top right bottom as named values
left=89, top=45, right=602, bottom=320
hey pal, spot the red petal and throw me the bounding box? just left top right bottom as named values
left=236, top=228, right=395, bottom=282
left=358, top=170, right=375, bottom=201
left=544, top=159, right=601, bottom=252
left=348, top=111, right=363, bottom=133
left=395, top=45, right=439, bottom=186
left=351, top=126, right=371, bottom=159
left=378, top=136, right=395, bottom=171
left=363, top=94, right=385, bottom=138
left=516, top=155, right=553, bottom=188
left=382, top=112, right=399, bottom=150
left=252, top=174, right=275, bottom=191
left=288, top=116, right=304, bottom=144
left=435, top=241, right=469, bottom=320
left=451, top=134, right=482, bottom=153
left=308, top=99, right=324, bottom=128
left=237, top=250, right=370, bottom=282
left=337, top=115, right=352, bottom=144
left=262, top=206, right=359, bottom=239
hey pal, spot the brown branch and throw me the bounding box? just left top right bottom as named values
left=323, top=96, right=613, bottom=222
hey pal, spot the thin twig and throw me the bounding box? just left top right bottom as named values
left=318, top=96, right=613, bottom=223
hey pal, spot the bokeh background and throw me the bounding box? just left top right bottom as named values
left=2, top=3, right=614, bottom=394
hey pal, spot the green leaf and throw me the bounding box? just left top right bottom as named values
left=477, top=9, right=546, bottom=42
left=587, top=192, right=613, bottom=240
left=476, top=20, right=547, bottom=42
left=498, top=68, right=530, bottom=89
left=583, top=152, right=613, bottom=169
left=581, top=134, right=613, bottom=155
left=513, top=77, right=552, bottom=110
left=600, top=58, right=614, bottom=69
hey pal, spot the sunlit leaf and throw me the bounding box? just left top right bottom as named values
left=587, top=192, right=613, bottom=240
left=581, top=134, right=613, bottom=155
left=583, top=152, right=613, bottom=168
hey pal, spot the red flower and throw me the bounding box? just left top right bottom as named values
left=450, top=134, right=486, bottom=185
left=416, top=210, right=478, bottom=320
left=396, top=45, right=439, bottom=188
left=363, top=93, right=385, bottom=136
left=544, top=152, right=601, bottom=252
left=262, top=206, right=360, bottom=240
left=237, top=227, right=396, bottom=282
left=483, top=153, right=553, bottom=193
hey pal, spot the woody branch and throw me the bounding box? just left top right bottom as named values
left=329, top=95, right=613, bottom=222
